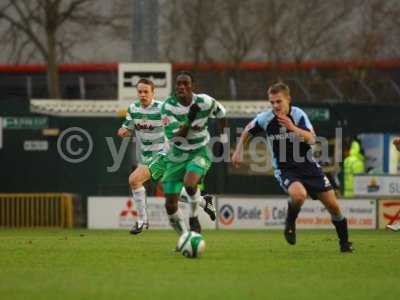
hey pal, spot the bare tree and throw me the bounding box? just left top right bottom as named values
left=0, top=0, right=128, bottom=98
left=159, top=0, right=184, bottom=63
left=346, top=0, right=400, bottom=60
left=159, top=0, right=219, bottom=64
left=213, top=0, right=263, bottom=65
left=257, top=0, right=359, bottom=63
left=255, top=0, right=292, bottom=63
left=384, top=1, right=400, bottom=58
left=159, top=0, right=362, bottom=63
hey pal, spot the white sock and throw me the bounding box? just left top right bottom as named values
left=179, top=188, right=206, bottom=208
left=187, top=188, right=201, bottom=217
left=168, top=209, right=187, bottom=235
left=132, top=187, right=147, bottom=223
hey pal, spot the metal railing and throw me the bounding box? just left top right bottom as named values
left=0, top=193, right=74, bottom=228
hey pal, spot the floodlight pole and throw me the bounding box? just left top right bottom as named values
left=132, top=0, right=160, bottom=62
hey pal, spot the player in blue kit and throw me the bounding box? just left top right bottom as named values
left=232, top=82, right=353, bottom=253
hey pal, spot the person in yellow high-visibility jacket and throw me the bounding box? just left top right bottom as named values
left=343, top=139, right=365, bottom=198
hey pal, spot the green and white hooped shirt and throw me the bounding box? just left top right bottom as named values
left=160, top=93, right=226, bottom=152
left=122, top=99, right=166, bottom=164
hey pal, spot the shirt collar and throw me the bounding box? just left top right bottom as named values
left=140, top=99, right=154, bottom=109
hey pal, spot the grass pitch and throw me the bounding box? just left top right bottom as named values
left=0, top=229, right=399, bottom=300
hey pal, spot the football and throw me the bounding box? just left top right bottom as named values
left=176, top=231, right=206, bottom=258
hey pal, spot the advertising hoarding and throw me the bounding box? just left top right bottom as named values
left=88, top=196, right=215, bottom=230
left=118, top=63, right=172, bottom=101
left=218, top=197, right=376, bottom=229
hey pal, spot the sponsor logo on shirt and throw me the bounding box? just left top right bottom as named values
left=268, top=131, right=296, bottom=141
left=135, top=121, right=155, bottom=130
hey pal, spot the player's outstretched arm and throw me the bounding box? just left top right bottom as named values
left=119, top=105, right=135, bottom=137
left=231, top=127, right=251, bottom=168
left=117, top=127, right=132, bottom=137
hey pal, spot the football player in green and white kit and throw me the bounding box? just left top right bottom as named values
left=118, top=78, right=216, bottom=235
left=161, top=71, right=227, bottom=235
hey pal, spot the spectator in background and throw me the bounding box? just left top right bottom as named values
left=387, top=138, right=400, bottom=232
left=343, top=137, right=365, bottom=198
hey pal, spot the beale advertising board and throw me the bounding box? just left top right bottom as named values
left=218, top=198, right=376, bottom=229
